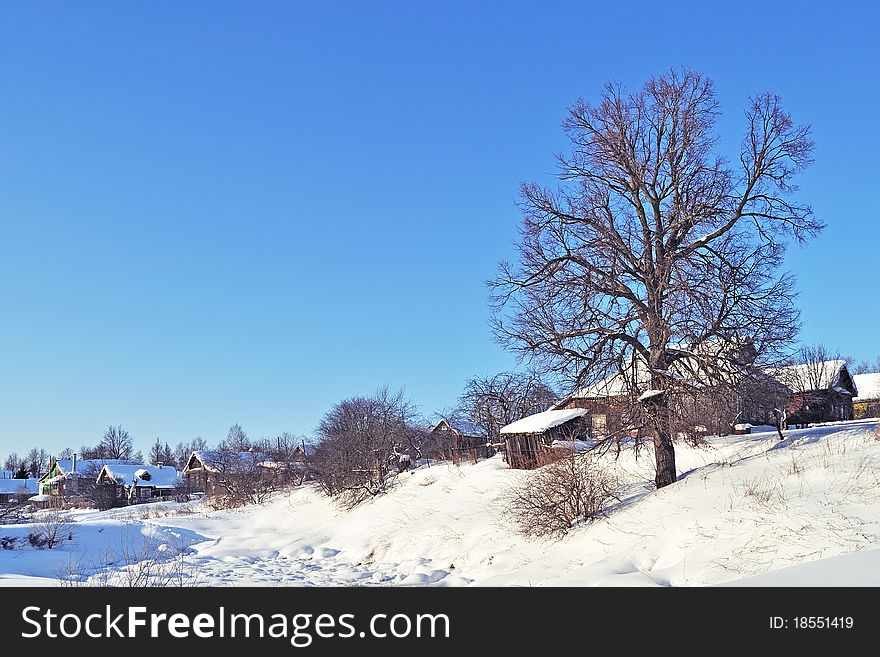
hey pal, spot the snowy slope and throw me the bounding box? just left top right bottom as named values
left=2, top=419, right=879, bottom=586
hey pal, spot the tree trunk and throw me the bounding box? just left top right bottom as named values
left=653, top=428, right=677, bottom=488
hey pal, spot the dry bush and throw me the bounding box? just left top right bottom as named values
left=506, top=453, right=622, bottom=538
left=30, top=511, right=74, bottom=549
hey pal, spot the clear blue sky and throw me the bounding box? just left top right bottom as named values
left=1, top=1, right=877, bottom=456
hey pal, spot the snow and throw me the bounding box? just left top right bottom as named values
left=853, top=372, right=880, bottom=402
left=3, top=419, right=880, bottom=587
left=734, top=423, right=752, bottom=430
left=638, top=389, right=664, bottom=402
left=499, top=408, right=589, bottom=434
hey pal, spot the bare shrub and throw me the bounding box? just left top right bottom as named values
left=30, top=511, right=74, bottom=549
left=506, top=454, right=621, bottom=538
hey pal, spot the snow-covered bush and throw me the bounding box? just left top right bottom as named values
left=506, top=454, right=621, bottom=538
left=29, top=511, right=74, bottom=549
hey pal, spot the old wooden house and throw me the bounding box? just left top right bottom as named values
left=429, top=418, right=489, bottom=464
left=771, top=360, right=857, bottom=425
left=499, top=407, right=591, bottom=469
left=95, top=463, right=181, bottom=507
left=852, top=373, right=880, bottom=419
left=181, top=450, right=276, bottom=495
left=37, top=456, right=132, bottom=506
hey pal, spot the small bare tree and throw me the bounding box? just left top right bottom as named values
left=30, top=511, right=75, bottom=549
left=506, top=453, right=621, bottom=538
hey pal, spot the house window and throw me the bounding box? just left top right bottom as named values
left=592, top=414, right=607, bottom=434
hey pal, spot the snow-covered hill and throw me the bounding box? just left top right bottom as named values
left=2, top=419, right=879, bottom=586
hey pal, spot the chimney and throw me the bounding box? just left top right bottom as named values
left=72, top=453, right=77, bottom=474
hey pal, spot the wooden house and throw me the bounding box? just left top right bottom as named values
left=429, top=418, right=490, bottom=464
left=37, top=456, right=133, bottom=506
left=499, top=408, right=590, bottom=469
left=852, top=373, right=880, bottom=419
left=95, top=463, right=181, bottom=507
left=771, top=360, right=857, bottom=425
left=181, top=450, right=276, bottom=495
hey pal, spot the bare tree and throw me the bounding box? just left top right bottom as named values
left=310, top=387, right=418, bottom=507
left=3, top=453, right=21, bottom=472
left=25, top=448, right=49, bottom=478
left=30, top=511, right=75, bottom=549
left=100, top=425, right=134, bottom=460
left=174, top=437, right=207, bottom=468
left=455, top=371, right=557, bottom=442
left=490, top=69, right=821, bottom=487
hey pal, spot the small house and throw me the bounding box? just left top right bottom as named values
left=852, top=373, right=880, bottom=419
left=499, top=408, right=590, bottom=469
left=181, top=450, right=276, bottom=495
left=772, top=360, right=857, bottom=425
left=96, top=463, right=181, bottom=506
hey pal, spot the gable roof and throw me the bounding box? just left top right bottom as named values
left=183, top=450, right=274, bottom=473
left=769, top=360, right=851, bottom=394
left=853, top=373, right=880, bottom=402
left=500, top=408, right=589, bottom=435
left=39, top=458, right=134, bottom=483
left=97, top=464, right=180, bottom=488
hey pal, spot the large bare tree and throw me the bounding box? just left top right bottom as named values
left=490, top=70, right=822, bottom=488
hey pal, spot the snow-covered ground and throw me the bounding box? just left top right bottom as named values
left=2, top=419, right=879, bottom=587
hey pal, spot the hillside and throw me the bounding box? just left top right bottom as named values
left=2, top=419, right=879, bottom=586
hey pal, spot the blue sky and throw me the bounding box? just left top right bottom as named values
left=1, top=1, right=878, bottom=456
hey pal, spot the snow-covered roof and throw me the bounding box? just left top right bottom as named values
left=43, top=458, right=134, bottom=480
left=98, top=464, right=180, bottom=488
left=0, top=479, right=38, bottom=494
left=28, top=494, right=51, bottom=502
left=853, top=373, right=880, bottom=402
left=770, top=360, right=849, bottom=394
left=500, top=408, right=589, bottom=435
left=186, top=450, right=274, bottom=473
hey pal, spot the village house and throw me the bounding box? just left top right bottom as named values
left=95, top=463, right=181, bottom=507
left=499, top=355, right=858, bottom=469
left=852, top=373, right=880, bottom=419
left=499, top=407, right=591, bottom=468
left=772, top=360, right=857, bottom=425
left=181, top=449, right=277, bottom=495
left=429, top=418, right=490, bottom=464
left=37, top=455, right=134, bottom=506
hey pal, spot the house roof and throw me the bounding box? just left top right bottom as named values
left=769, top=360, right=850, bottom=394
left=500, top=408, right=589, bottom=435
left=853, top=373, right=880, bottom=402
left=429, top=418, right=487, bottom=438
left=0, top=479, right=38, bottom=494
left=40, top=458, right=134, bottom=482
left=184, top=450, right=274, bottom=473
left=98, top=464, right=180, bottom=488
